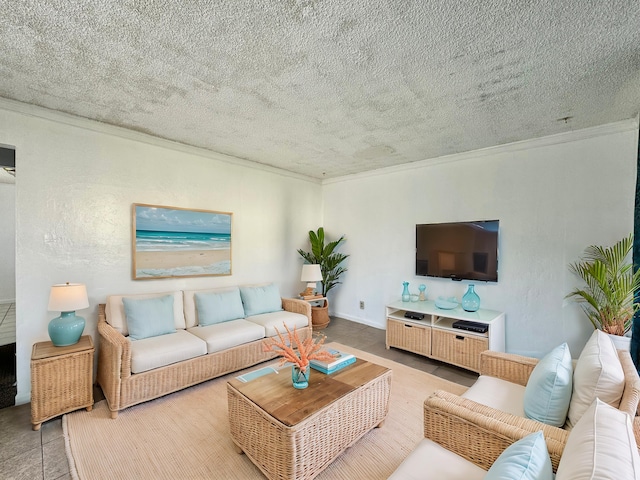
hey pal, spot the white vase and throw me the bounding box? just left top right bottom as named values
left=607, top=333, right=631, bottom=351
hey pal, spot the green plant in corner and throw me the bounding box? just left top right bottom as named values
left=297, top=227, right=349, bottom=297
left=566, top=234, right=640, bottom=336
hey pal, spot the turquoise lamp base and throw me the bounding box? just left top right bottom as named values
left=48, top=311, right=85, bottom=346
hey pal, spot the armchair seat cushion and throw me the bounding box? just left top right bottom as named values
left=187, top=319, right=265, bottom=354
left=462, top=375, right=526, bottom=417
left=388, top=438, right=486, bottom=480
left=247, top=310, right=309, bottom=337
left=130, top=330, right=207, bottom=374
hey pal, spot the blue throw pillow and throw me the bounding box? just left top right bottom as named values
left=195, top=289, right=246, bottom=326
left=523, top=342, right=573, bottom=427
left=484, top=431, right=553, bottom=480
left=123, top=295, right=176, bottom=340
left=239, top=284, right=283, bottom=316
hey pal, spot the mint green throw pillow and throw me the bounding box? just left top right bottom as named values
left=484, top=431, right=553, bottom=480
left=195, top=289, right=246, bottom=326
left=123, top=295, right=176, bottom=340
left=239, top=284, right=283, bottom=316
left=524, top=342, right=573, bottom=427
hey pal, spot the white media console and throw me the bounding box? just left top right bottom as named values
left=385, top=300, right=505, bottom=372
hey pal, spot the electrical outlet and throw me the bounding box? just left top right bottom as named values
left=359, top=301, right=365, bottom=309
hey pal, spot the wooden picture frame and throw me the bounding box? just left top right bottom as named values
left=132, top=203, right=232, bottom=280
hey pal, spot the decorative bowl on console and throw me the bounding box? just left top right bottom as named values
left=435, top=297, right=458, bottom=310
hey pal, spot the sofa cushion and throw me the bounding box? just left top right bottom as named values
left=388, top=438, right=486, bottom=480
left=239, top=284, right=283, bottom=316
left=187, top=319, right=265, bottom=354
left=484, top=431, right=553, bottom=480
left=567, top=329, right=625, bottom=428
left=462, top=375, right=526, bottom=417
left=183, top=287, right=241, bottom=328
left=247, top=310, right=309, bottom=337
left=106, top=291, right=185, bottom=336
left=195, top=289, right=246, bottom=326
left=523, top=343, right=573, bottom=427
left=129, top=330, right=207, bottom=374
left=123, top=295, right=177, bottom=340
left=556, top=398, right=640, bottom=479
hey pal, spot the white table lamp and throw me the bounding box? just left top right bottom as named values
left=300, top=264, right=323, bottom=297
left=47, top=283, right=89, bottom=346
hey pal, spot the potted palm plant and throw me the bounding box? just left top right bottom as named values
left=566, top=234, right=640, bottom=349
left=297, top=227, right=349, bottom=329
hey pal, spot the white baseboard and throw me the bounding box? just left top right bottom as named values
left=331, top=312, right=385, bottom=330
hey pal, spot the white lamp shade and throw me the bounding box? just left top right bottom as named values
left=300, top=264, right=322, bottom=282
left=48, top=283, right=89, bottom=312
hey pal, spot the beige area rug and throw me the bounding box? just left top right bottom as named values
left=64, top=343, right=467, bottom=479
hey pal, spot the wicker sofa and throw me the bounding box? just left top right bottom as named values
left=421, top=335, right=640, bottom=472
left=390, top=393, right=640, bottom=479
left=97, top=285, right=312, bottom=419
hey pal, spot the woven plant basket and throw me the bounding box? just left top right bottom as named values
left=312, top=299, right=330, bottom=330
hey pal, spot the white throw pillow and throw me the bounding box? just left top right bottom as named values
left=556, top=398, right=640, bottom=479
left=566, top=330, right=624, bottom=428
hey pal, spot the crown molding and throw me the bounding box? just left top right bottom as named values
left=0, top=97, right=322, bottom=185
left=323, top=117, right=639, bottom=185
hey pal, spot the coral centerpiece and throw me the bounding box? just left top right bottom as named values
left=263, top=325, right=336, bottom=388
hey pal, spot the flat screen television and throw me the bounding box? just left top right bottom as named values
left=416, top=220, right=499, bottom=282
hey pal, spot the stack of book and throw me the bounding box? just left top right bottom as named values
left=310, top=349, right=356, bottom=374
left=300, top=294, right=323, bottom=300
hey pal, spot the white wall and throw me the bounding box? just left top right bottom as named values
left=0, top=103, right=323, bottom=404
left=0, top=182, right=15, bottom=302
left=323, top=121, right=638, bottom=358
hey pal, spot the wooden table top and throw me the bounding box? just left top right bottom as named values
left=31, top=335, right=94, bottom=360
left=228, top=358, right=390, bottom=427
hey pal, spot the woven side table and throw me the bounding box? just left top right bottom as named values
left=30, top=335, right=94, bottom=430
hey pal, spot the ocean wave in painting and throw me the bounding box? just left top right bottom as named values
left=136, top=230, right=230, bottom=252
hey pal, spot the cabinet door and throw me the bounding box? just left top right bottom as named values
left=386, top=318, right=431, bottom=356
left=431, top=329, right=488, bottom=372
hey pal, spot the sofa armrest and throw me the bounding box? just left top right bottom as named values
left=96, top=304, right=132, bottom=416
left=617, top=349, right=640, bottom=418
left=479, top=350, right=538, bottom=386
left=424, top=390, right=568, bottom=472
left=281, top=297, right=312, bottom=323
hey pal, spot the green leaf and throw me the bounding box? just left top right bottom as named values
left=298, top=227, right=349, bottom=296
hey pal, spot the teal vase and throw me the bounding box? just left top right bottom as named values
left=291, top=365, right=310, bottom=389
left=462, top=284, right=480, bottom=312
left=402, top=282, right=410, bottom=302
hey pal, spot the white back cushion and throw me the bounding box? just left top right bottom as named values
left=556, top=399, right=640, bottom=479
left=105, top=291, right=185, bottom=336
left=567, top=330, right=625, bottom=428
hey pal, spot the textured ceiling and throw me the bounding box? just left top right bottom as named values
left=1, top=1, right=639, bottom=179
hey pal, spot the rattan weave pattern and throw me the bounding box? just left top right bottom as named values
left=227, top=369, right=392, bottom=480
left=96, top=299, right=312, bottom=418
left=386, top=318, right=430, bottom=356
left=31, top=338, right=94, bottom=429
left=425, top=390, right=568, bottom=471
left=431, top=329, right=488, bottom=372
left=424, top=348, right=640, bottom=472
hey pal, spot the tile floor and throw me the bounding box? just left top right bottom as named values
left=0, top=316, right=478, bottom=480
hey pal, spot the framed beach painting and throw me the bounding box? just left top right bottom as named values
left=132, top=203, right=232, bottom=279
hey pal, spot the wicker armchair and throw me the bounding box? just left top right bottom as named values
left=424, top=349, right=640, bottom=472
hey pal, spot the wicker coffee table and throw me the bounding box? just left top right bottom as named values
left=227, top=358, right=392, bottom=480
